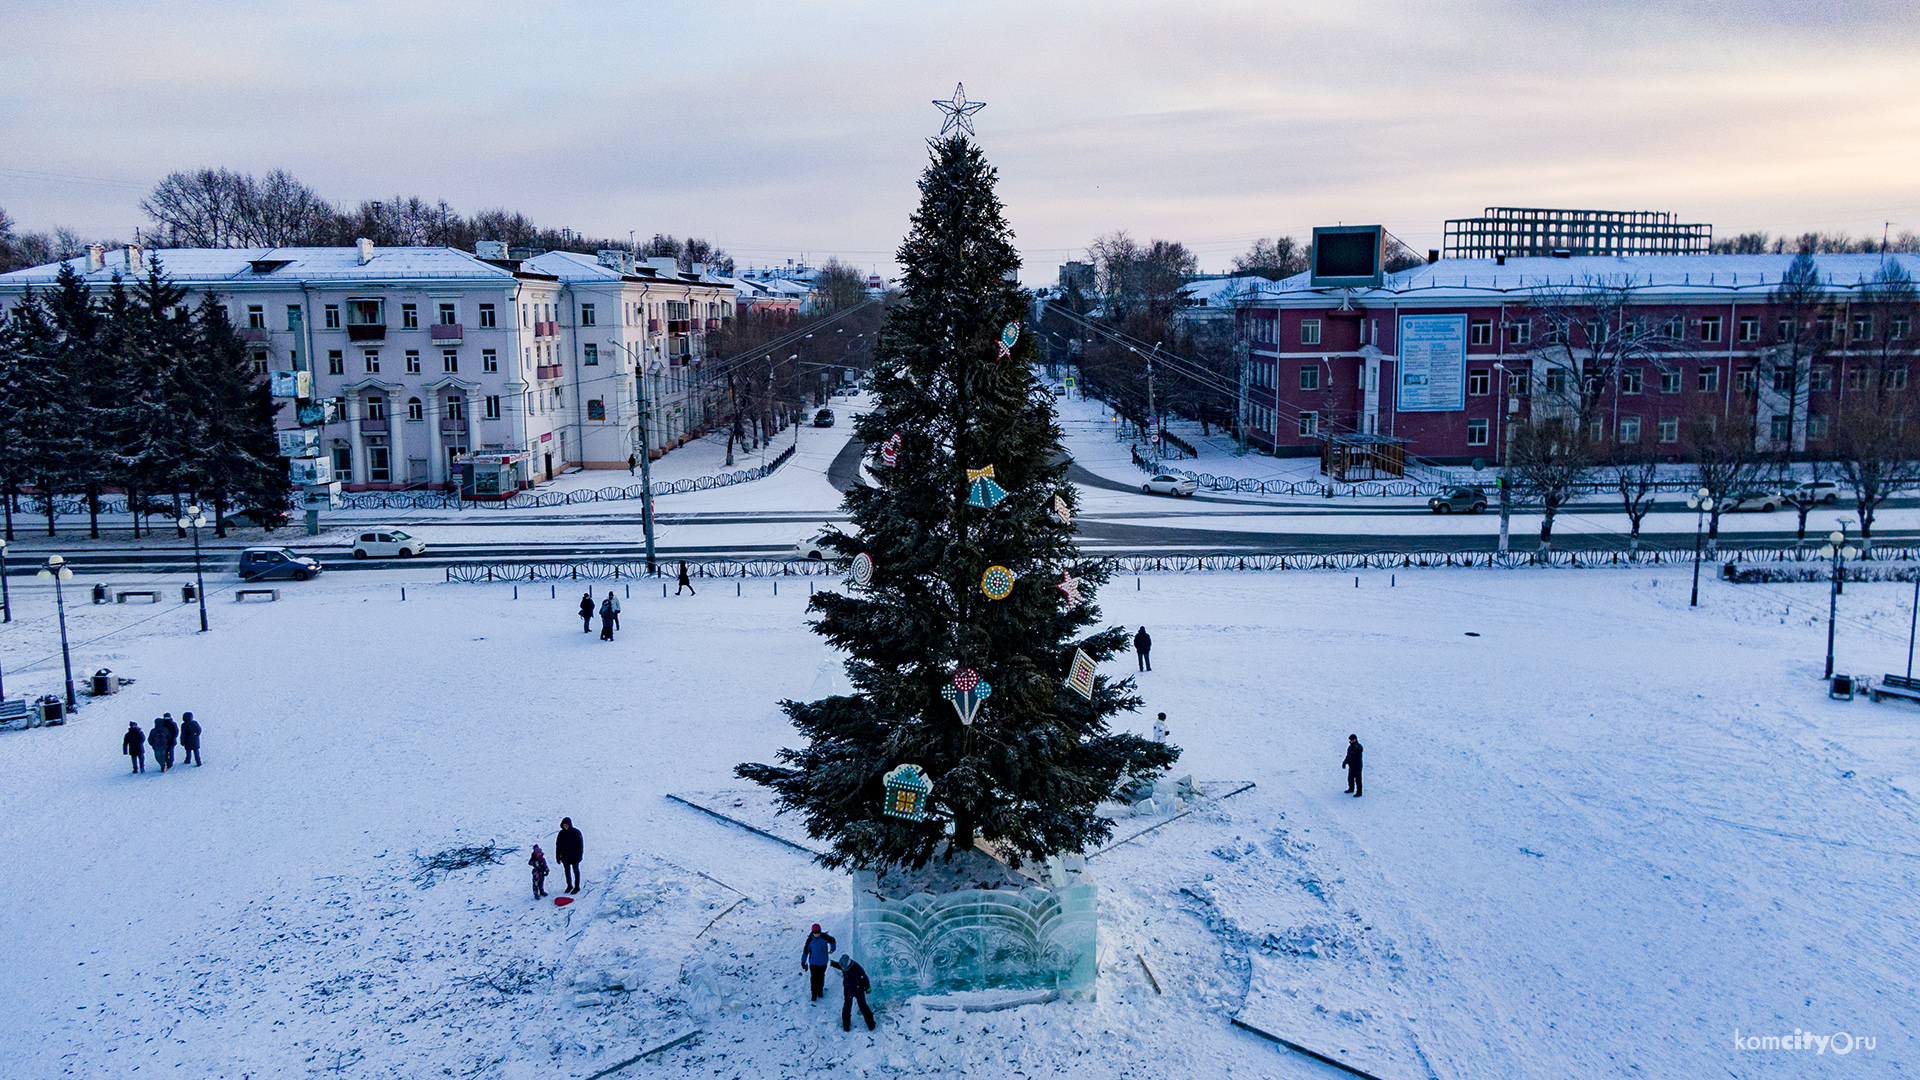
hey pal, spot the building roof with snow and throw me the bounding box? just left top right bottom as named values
left=0, top=244, right=525, bottom=289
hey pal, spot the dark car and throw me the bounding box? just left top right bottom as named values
left=813, top=409, right=836, bottom=427
left=1428, top=486, right=1488, bottom=513
left=239, top=547, right=322, bottom=582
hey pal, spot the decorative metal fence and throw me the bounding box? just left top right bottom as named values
left=443, top=545, right=1920, bottom=584
left=1139, top=463, right=1802, bottom=500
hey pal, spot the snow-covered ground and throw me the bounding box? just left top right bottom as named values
left=1, top=562, right=1915, bottom=1078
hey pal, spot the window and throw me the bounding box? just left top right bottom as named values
left=1467, top=369, right=1490, bottom=396
left=1507, top=320, right=1531, bottom=345
left=1698, top=366, right=1719, bottom=392
left=324, top=304, right=341, bottom=329
left=1847, top=365, right=1869, bottom=391
left=1892, top=315, right=1911, bottom=340
left=1298, top=411, right=1318, bottom=437
left=479, top=303, right=496, bottom=328
left=442, top=349, right=458, bottom=373
left=1584, top=320, right=1603, bottom=345
left=1662, top=316, right=1683, bottom=341
left=1808, top=414, right=1829, bottom=439
left=1507, top=369, right=1530, bottom=396
left=1545, top=321, right=1567, bottom=346
left=587, top=398, right=606, bottom=421
left=482, top=348, right=497, bottom=373
left=1771, top=414, right=1792, bottom=441
left=1778, top=318, right=1795, bottom=342
left=484, top=394, right=501, bottom=420
left=1887, top=365, right=1909, bottom=390
left=1299, top=365, right=1319, bottom=391
left=521, top=303, right=530, bottom=327
left=1543, top=369, right=1567, bottom=395
left=438, top=302, right=458, bottom=325
left=1699, top=315, right=1721, bottom=343
left=246, top=304, right=265, bottom=329
left=368, top=446, right=390, bottom=483
left=1772, top=367, right=1794, bottom=392
left=248, top=348, right=268, bottom=374
left=407, top=397, right=424, bottom=421
left=1658, top=416, right=1680, bottom=443
left=287, top=304, right=303, bottom=330
left=327, top=350, right=344, bottom=375
left=1618, top=417, right=1641, bottom=443
left=405, top=350, right=421, bottom=374
left=347, top=299, right=384, bottom=326
left=1621, top=368, right=1642, bottom=394
left=331, top=446, right=352, bottom=483
left=1853, top=314, right=1872, bottom=341
left=1735, top=367, right=1755, bottom=392
left=1469, top=319, right=1492, bottom=345
left=446, top=395, right=465, bottom=422
left=580, top=303, right=596, bottom=327
left=1300, top=319, right=1321, bottom=345
left=1818, top=316, right=1838, bottom=343
left=364, top=350, right=380, bottom=374
left=366, top=396, right=385, bottom=420
left=584, top=343, right=599, bottom=366
left=1660, top=369, right=1681, bottom=394
left=1738, top=316, right=1759, bottom=342
left=1810, top=366, right=1832, bottom=392
left=401, top=303, right=418, bottom=329
left=1467, top=417, right=1488, bottom=445
left=523, top=347, right=531, bottom=370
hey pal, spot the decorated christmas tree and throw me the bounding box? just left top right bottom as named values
left=738, top=102, right=1176, bottom=872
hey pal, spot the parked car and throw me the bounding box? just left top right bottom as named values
left=796, top=526, right=849, bottom=560
left=1428, top=486, right=1488, bottom=514
left=1142, top=474, right=1198, bottom=497
left=351, top=529, right=427, bottom=559
left=1724, top=489, right=1781, bottom=513
left=1784, top=480, right=1841, bottom=505
left=814, top=409, right=836, bottom=427
left=238, top=547, right=322, bottom=581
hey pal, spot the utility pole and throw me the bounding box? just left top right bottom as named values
left=613, top=340, right=658, bottom=573
left=1143, top=346, right=1158, bottom=468
left=1236, top=341, right=1250, bottom=454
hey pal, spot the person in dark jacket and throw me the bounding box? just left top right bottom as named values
left=1134, top=626, right=1152, bottom=671
left=627, top=453, right=638, bottom=476
left=832, top=954, right=874, bottom=1031
left=676, top=560, right=696, bottom=596
left=801, top=924, right=837, bottom=1001
left=123, top=722, right=146, bottom=773
left=598, top=596, right=615, bottom=641
left=604, top=590, right=620, bottom=631
left=579, top=591, right=595, bottom=633
left=158, top=713, right=179, bottom=770
left=149, top=715, right=177, bottom=773
left=179, top=712, right=202, bottom=767
left=555, top=817, right=584, bottom=893
left=529, top=844, right=550, bottom=899
left=1343, top=734, right=1363, bottom=797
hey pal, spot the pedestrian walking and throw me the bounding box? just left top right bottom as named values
left=801, top=924, right=837, bottom=1002
left=599, top=596, right=615, bottom=640
left=676, top=560, right=696, bottom=596
left=627, top=453, right=638, bottom=476
left=1343, top=734, right=1363, bottom=798
left=1152, top=712, right=1169, bottom=743
left=555, top=817, right=583, bottom=894
left=605, top=590, right=621, bottom=631
left=179, top=712, right=202, bottom=767
left=123, top=721, right=146, bottom=773
left=579, top=591, right=595, bottom=633
left=149, top=715, right=177, bottom=773
left=158, top=713, right=179, bottom=771
left=1134, top=626, right=1152, bottom=672
left=832, top=954, right=875, bottom=1031
left=529, top=844, right=550, bottom=899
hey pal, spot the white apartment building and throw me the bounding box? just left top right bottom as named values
left=0, top=242, right=737, bottom=490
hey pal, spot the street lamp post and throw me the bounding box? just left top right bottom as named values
left=0, top=537, right=10, bottom=623
left=1686, top=487, right=1714, bottom=608
left=179, top=504, right=209, bottom=632
left=1820, top=527, right=1859, bottom=680
left=1493, top=362, right=1510, bottom=554
left=35, top=555, right=76, bottom=710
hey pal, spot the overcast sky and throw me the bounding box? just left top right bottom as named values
left=4, top=1, right=1917, bottom=284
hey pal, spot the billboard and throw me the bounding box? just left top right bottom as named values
left=1310, top=225, right=1384, bottom=288
left=269, top=370, right=312, bottom=399
left=1395, top=314, right=1467, bottom=412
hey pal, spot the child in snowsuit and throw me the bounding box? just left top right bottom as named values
left=529, top=845, right=550, bottom=899
left=123, top=722, right=146, bottom=773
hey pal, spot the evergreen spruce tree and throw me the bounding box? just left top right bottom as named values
left=739, top=134, right=1176, bottom=872
left=7, top=272, right=88, bottom=536
left=120, top=258, right=200, bottom=537
left=192, top=294, right=288, bottom=534
left=0, top=287, right=58, bottom=542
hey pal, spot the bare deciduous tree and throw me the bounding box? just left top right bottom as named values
left=1831, top=260, right=1920, bottom=552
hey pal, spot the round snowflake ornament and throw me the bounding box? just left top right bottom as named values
left=980, top=565, right=1015, bottom=600
left=850, top=552, right=874, bottom=585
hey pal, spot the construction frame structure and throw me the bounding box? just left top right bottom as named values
left=1442, top=207, right=1711, bottom=259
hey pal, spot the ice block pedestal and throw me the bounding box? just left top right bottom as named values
left=849, top=848, right=1097, bottom=1004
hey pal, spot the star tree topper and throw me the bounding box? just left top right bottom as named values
left=933, top=83, right=986, bottom=136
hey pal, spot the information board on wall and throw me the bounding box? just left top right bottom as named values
left=1395, top=314, right=1467, bottom=412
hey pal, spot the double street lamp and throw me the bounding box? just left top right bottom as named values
left=1820, top=527, right=1860, bottom=680
left=35, top=555, right=76, bottom=710
left=1686, top=487, right=1714, bottom=607
left=179, top=504, right=209, bottom=632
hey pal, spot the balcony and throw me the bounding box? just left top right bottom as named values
left=647, top=318, right=661, bottom=334
left=239, top=327, right=272, bottom=343
left=430, top=323, right=463, bottom=344
left=348, top=324, right=386, bottom=342
left=534, top=320, right=559, bottom=339
left=360, top=418, right=388, bottom=433
left=536, top=364, right=564, bottom=380
left=667, top=319, right=691, bottom=334
left=704, top=318, right=721, bottom=331
left=440, top=419, right=468, bottom=436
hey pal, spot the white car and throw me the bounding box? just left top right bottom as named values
left=1784, top=480, right=1841, bottom=505
left=1142, top=474, right=1198, bottom=497
left=796, top=528, right=838, bottom=560
left=352, top=529, right=427, bottom=558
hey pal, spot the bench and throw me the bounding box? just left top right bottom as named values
left=0, top=700, right=28, bottom=727
left=116, top=590, right=160, bottom=604
left=234, top=589, right=280, bottom=602
left=1871, top=674, right=1920, bottom=704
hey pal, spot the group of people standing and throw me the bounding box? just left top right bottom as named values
left=575, top=563, right=700, bottom=641
left=527, top=817, right=585, bottom=899
left=122, top=712, right=200, bottom=773
left=802, top=924, right=874, bottom=1032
